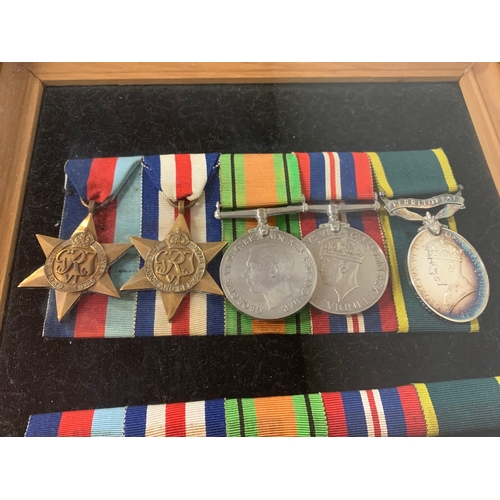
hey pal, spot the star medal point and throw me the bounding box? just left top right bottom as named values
left=19, top=201, right=132, bottom=321
left=121, top=199, right=227, bottom=322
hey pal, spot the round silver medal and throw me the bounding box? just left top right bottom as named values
left=302, top=225, right=389, bottom=315
left=407, top=227, right=489, bottom=322
left=220, top=229, right=318, bottom=320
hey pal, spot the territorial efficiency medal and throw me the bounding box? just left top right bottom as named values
left=302, top=198, right=389, bottom=315
left=19, top=199, right=131, bottom=321
left=216, top=200, right=317, bottom=320
left=381, top=187, right=489, bottom=322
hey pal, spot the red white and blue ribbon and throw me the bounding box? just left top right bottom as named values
left=135, top=153, right=224, bottom=337
left=296, top=152, right=398, bottom=334
left=64, top=157, right=141, bottom=204
left=43, top=153, right=223, bottom=338
left=43, top=156, right=142, bottom=337
left=25, top=375, right=500, bottom=436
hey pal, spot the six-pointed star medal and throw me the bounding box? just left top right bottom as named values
left=18, top=213, right=131, bottom=321
left=121, top=212, right=227, bottom=322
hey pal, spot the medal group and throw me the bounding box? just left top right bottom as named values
left=19, top=150, right=489, bottom=334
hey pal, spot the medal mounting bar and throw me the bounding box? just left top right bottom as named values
left=379, top=185, right=465, bottom=235
left=307, top=193, right=380, bottom=233
left=215, top=196, right=308, bottom=237
left=379, top=185, right=489, bottom=323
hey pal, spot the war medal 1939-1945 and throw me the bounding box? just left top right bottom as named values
left=302, top=199, right=389, bottom=315
left=216, top=200, right=317, bottom=320
left=18, top=200, right=132, bottom=321
left=381, top=188, right=489, bottom=322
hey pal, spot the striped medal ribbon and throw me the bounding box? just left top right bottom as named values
left=43, top=153, right=226, bottom=337
left=219, top=153, right=313, bottom=333
left=25, top=375, right=500, bottom=437
left=21, top=157, right=139, bottom=324
left=369, top=148, right=480, bottom=331
left=295, top=152, right=398, bottom=333
left=120, top=154, right=227, bottom=326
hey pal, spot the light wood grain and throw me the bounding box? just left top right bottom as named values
left=459, top=63, right=500, bottom=195
left=1, top=61, right=498, bottom=332
left=0, top=63, right=43, bottom=327
left=23, top=62, right=473, bottom=85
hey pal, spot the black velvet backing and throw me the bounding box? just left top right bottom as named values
left=1, top=83, right=499, bottom=436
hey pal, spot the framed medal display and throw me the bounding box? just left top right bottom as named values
left=1, top=63, right=500, bottom=437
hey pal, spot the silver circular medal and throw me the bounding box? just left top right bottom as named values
left=220, top=229, right=318, bottom=319
left=407, top=227, right=489, bottom=322
left=302, top=225, right=389, bottom=315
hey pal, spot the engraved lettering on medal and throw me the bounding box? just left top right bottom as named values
left=154, top=249, right=195, bottom=284
left=220, top=229, right=318, bottom=320
left=54, top=248, right=97, bottom=283
left=318, top=233, right=364, bottom=302
left=146, top=229, right=206, bottom=293
left=242, top=244, right=294, bottom=310
left=424, top=236, right=476, bottom=314
left=303, top=226, right=389, bottom=315
left=45, top=230, right=107, bottom=293
left=407, top=228, right=489, bottom=322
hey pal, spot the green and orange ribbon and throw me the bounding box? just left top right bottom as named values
left=219, top=153, right=310, bottom=334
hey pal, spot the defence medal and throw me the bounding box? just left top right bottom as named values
left=302, top=198, right=389, bottom=315
left=18, top=200, right=131, bottom=321
left=381, top=188, right=489, bottom=322
left=216, top=200, right=317, bottom=320
left=122, top=199, right=227, bottom=321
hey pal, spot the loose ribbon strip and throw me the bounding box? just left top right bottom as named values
left=25, top=375, right=500, bottom=436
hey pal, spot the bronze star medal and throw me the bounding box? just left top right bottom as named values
left=18, top=210, right=131, bottom=321
left=121, top=201, right=226, bottom=321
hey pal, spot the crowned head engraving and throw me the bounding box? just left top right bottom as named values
left=319, top=234, right=365, bottom=301
left=425, top=236, right=475, bottom=313
left=242, top=245, right=294, bottom=310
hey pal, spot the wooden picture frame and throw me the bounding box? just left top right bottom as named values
left=1, top=62, right=499, bottom=329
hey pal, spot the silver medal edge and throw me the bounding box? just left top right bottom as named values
left=305, top=226, right=390, bottom=315
left=219, top=229, right=318, bottom=320
left=406, top=228, right=490, bottom=323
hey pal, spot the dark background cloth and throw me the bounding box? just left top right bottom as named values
left=1, top=83, right=499, bottom=436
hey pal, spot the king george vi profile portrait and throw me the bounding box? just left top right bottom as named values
left=242, top=245, right=294, bottom=310
left=319, top=235, right=364, bottom=302
left=425, top=237, right=476, bottom=314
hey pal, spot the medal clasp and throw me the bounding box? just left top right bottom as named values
left=307, top=195, right=380, bottom=233
left=214, top=197, right=308, bottom=238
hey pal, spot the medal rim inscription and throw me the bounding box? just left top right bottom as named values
left=303, top=225, right=389, bottom=315
left=407, top=228, right=490, bottom=323
left=144, top=239, right=206, bottom=293
left=44, top=237, right=107, bottom=293
left=220, top=229, right=318, bottom=320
